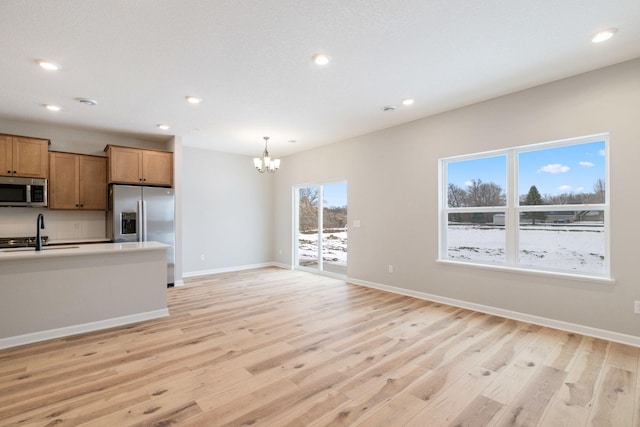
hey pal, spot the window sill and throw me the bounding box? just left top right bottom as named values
left=436, top=259, right=615, bottom=285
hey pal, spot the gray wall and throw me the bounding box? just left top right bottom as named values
left=273, top=58, right=640, bottom=337
left=181, top=147, right=274, bottom=274
left=2, top=59, right=638, bottom=339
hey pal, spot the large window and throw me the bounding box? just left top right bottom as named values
left=440, top=134, right=609, bottom=279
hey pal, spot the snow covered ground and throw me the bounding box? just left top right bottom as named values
left=447, top=224, right=605, bottom=274
left=296, top=224, right=605, bottom=275
left=297, top=230, right=347, bottom=272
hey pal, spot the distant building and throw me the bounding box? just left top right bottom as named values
left=493, top=211, right=604, bottom=225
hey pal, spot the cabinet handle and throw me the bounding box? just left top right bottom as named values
left=76, top=204, right=79, bottom=207
left=13, top=171, right=16, bottom=174
left=6, top=170, right=10, bottom=174
left=80, top=204, right=84, bottom=208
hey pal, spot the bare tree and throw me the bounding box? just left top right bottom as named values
left=544, top=192, right=570, bottom=205
left=299, top=187, right=319, bottom=232
left=466, top=179, right=505, bottom=207
left=591, top=178, right=606, bottom=203
left=447, top=183, right=467, bottom=207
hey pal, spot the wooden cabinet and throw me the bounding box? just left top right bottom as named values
left=49, top=152, right=107, bottom=210
left=105, top=145, right=173, bottom=186
left=0, top=134, right=49, bottom=178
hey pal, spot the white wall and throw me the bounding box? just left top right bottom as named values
left=0, top=118, right=170, bottom=155
left=168, top=136, right=184, bottom=284
left=273, top=58, right=640, bottom=339
left=181, top=147, right=274, bottom=274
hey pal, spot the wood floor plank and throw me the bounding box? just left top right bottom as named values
left=481, top=327, right=566, bottom=406
left=634, top=362, right=640, bottom=427
left=269, top=390, right=351, bottom=427
left=540, top=337, right=608, bottom=426
left=404, top=365, right=498, bottom=426
left=492, top=366, right=567, bottom=427
left=0, top=267, right=636, bottom=426
left=587, top=365, right=636, bottom=426
left=353, top=392, right=426, bottom=427
left=319, top=363, right=429, bottom=426
left=446, top=395, right=505, bottom=427
left=192, top=378, right=299, bottom=426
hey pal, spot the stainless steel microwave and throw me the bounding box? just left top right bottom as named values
left=0, top=176, right=47, bottom=207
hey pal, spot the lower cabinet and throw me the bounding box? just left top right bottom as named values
left=49, top=152, right=107, bottom=210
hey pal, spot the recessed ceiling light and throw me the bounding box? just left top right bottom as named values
left=186, top=96, right=201, bottom=104
left=37, top=60, right=60, bottom=71
left=45, top=104, right=61, bottom=112
left=157, top=124, right=170, bottom=130
left=312, top=53, right=331, bottom=66
left=402, top=98, right=414, bottom=106
left=592, top=28, right=618, bottom=43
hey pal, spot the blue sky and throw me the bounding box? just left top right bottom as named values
left=322, top=182, right=348, bottom=208
left=447, top=140, right=606, bottom=197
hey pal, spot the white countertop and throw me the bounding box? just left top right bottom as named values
left=0, top=241, right=169, bottom=261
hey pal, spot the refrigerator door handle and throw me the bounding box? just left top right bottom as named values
left=137, top=200, right=144, bottom=242
left=142, top=200, right=148, bottom=241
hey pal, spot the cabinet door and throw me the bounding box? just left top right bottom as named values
left=142, top=150, right=173, bottom=186
left=109, top=146, right=142, bottom=184
left=79, top=155, right=107, bottom=210
left=49, top=152, right=79, bottom=209
left=13, top=137, right=49, bottom=178
left=0, top=135, right=11, bottom=177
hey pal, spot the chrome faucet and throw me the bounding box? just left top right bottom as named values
left=36, top=213, right=45, bottom=251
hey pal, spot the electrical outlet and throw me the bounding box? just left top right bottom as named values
left=388, top=264, right=394, bottom=273
left=634, top=300, right=640, bottom=315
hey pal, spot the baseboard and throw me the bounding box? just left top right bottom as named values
left=182, top=262, right=278, bottom=278
left=270, top=262, right=292, bottom=270
left=0, top=309, right=169, bottom=350
left=347, top=277, right=640, bottom=348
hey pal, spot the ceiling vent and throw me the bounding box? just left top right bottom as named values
left=76, top=97, right=97, bottom=106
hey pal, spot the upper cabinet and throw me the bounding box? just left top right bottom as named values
left=49, top=152, right=107, bottom=210
left=0, top=134, right=49, bottom=178
left=105, top=145, right=173, bottom=187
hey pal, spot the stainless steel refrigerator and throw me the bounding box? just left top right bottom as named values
left=108, top=185, right=175, bottom=285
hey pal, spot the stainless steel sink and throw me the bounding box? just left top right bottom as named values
left=0, top=245, right=80, bottom=253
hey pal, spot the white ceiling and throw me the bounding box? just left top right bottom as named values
left=1, top=0, right=639, bottom=157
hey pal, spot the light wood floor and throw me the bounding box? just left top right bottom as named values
left=0, top=267, right=638, bottom=426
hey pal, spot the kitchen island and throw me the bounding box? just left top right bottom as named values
left=0, top=241, right=169, bottom=349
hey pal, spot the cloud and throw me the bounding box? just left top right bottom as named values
left=599, top=149, right=606, bottom=156
left=558, top=185, right=573, bottom=192
left=464, top=180, right=473, bottom=187
left=579, top=161, right=594, bottom=167
left=538, top=163, right=570, bottom=174
left=576, top=186, right=584, bottom=192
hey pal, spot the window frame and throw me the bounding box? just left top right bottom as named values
left=293, top=180, right=348, bottom=278
left=438, top=133, right=612, bottom=283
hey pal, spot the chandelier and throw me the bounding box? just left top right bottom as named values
left=253, top=136, right=280, bottom=173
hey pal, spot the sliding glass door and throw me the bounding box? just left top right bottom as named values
left=295, top=182, right=347, bottom=276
